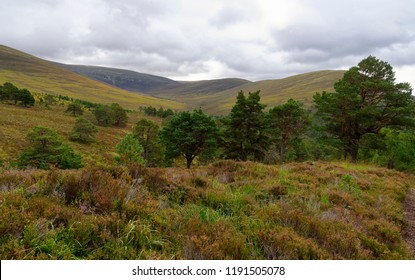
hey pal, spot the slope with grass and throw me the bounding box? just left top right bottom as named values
left=0, top=101, right=161, bottom=167
left=0, top=161, right=413, bottom=259
left=190, top=70, right=345, bottom=115
left=0, top=45, right=184, bottom=111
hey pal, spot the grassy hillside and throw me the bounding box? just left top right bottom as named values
left=185, top=70, right=345, bottom=115
left=0, top=45, right=184, bottom=111
left=0, top=160, right=413, bottom=259
left=56, top=63, right=180, bottom=93
left=0, top=101, right=162, bottom=167
left=148, top=78, right=251, bottom=96
left=0, top=45, right=344, bottom=114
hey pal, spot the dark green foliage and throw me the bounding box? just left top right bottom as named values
left=361, top=128, right=415, bottom=171
left=161, top=109, right=218, bottom=168
left=110, top=103, right=128, bottom=127
left=69, top=117, right=98, bottom=144
left=223, top=90, right=269, bottom=161
left=93, top=105, right=114, bottom=126
left=115, top=133, right=146, bottom=165
left=66, top=102, right=84, bottom=116
left=132, top=118, right=165, bottom=167
left=18, top=126, right=83, bottom=169
left=0, top=82, right=18, bottom=101
left=0, top=82, right=35, bottom=106
left=140, top=106, right=175, bottom=118
left=314, top=56, right=415, bottom=161
left=268, top=99, right=311, bottom=163
left=17, top=89, right=35, bottom=107
left=93, top=103, right=128, bottom=127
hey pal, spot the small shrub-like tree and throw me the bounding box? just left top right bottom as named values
left=111, top=103, right=128, bottom=127
left=69, top=117, right=98, bottom=144
left=19, top=126, right=83, bottom=169
left=115, top=133, right=146, bottom=165
left=66, top=102, right=84, bottom=116
left=133, top=118, right=165, bottom=166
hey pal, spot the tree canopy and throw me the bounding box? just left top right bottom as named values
left=19, top=126, right=83, bottom=169
left=69, top=117, right=98, bottom=144
left=268, top=99, right=310, bottom=163
left=133, top=118, right=164, bottom=167
left=161, top=109, right=218, bottom=168
left=223, top=90, right=269, bottom=161
left=115, top=133, right=146, bottom=166
left=313, top=55, right=415, bottom=161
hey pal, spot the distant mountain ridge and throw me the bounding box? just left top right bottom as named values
left=0, top=45, right=345, bottom=114
left=55, top=63, right=181, bottom=93
left=0, top=45, right=184, bottom=110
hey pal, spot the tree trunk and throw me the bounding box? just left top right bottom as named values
left=186, top=156, right=193, bottom=169
left=279, top=143, right=286, bottom=164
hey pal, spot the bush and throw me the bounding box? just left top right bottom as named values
left=69, top=117, right=98, bottom=144
left=18, top=126, right=83, bottom=169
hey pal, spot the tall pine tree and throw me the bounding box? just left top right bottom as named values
left=223, top=90, right=269, bottom=161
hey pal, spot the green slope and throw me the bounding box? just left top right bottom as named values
left=0, top=45, right=184, bottom=111
left=171, top=70, right=345, bottom=115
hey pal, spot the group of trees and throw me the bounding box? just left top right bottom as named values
left=93, top=103, right=128, bottom=127
left=139, top=106, right=175, bottom=118
left=0, top=82, right=35, bottom=107
left=14, top=56, right=415, bottom=171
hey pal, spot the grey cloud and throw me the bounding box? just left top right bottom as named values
left=1, top=0, right=415, bottom=85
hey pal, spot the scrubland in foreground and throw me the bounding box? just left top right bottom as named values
left=0, top=161, right=413, bottom=260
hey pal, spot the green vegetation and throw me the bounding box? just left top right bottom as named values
left=1, top=50, right=415, bottom=260
left=140, top=106, right=176, bottom=118
left=314, top=56, right=415, bottom=161
left=268, top=99, right=311, bottom=163
left=223, top=90, right=269, bottom=161
left=18, top=126, right=83, bottom=169
left=0, top=82, right=35, bottom=107
left=115, top=133, right=146, bottom=165
left=0, top=161, right=412, bottom=259
left=161, top=109, right=219, bottom=168
left=92, top=103, right=128, bottom=127
left=69, top=117, right=98, bottom=144
left=132, top=119, right=164, bottom=167
left=65, top=102, right=84, bottom=116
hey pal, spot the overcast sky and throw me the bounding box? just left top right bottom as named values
left=1, top=0, right=414, bottom=86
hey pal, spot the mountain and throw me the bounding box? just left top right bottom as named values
left=0, top=45, right=184, bottom=111
left=56, top=63, right=181, bottom=93
left=0, top=45, right=344, bottom=115
left=57, top=63, right=251, bottom=96
left=150, top=70, right=345, bottom=115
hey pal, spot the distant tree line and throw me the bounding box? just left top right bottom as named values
left=139, top=106, right=176, bottom=118
left=0, top=82, right=35, bottom=107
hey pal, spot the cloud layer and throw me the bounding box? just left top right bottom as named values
left=1, top=0, right=414, bottom=85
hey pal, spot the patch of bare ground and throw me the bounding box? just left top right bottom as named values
left=404, top=188, right=415, bottom=257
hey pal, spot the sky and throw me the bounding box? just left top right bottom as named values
left=1, top=0, right=414, bottom=86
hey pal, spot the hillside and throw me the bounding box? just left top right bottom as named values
left=171, top=70, right=345, bottom=115
left=0, top=101, right=159, bottom=166
left=148, top=78, right=251, bottom=95
left=56, top=63, right=181, bottom=93
left=0, top=45, right=184, bottom=111
left=1, top=160, right=413, bottom=259
left=0, top=45, right=345, bottom=114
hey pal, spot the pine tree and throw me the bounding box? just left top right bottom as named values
left=314, top=56, right=415, bottom=161
left=223, top=90, right=269, bottom=161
